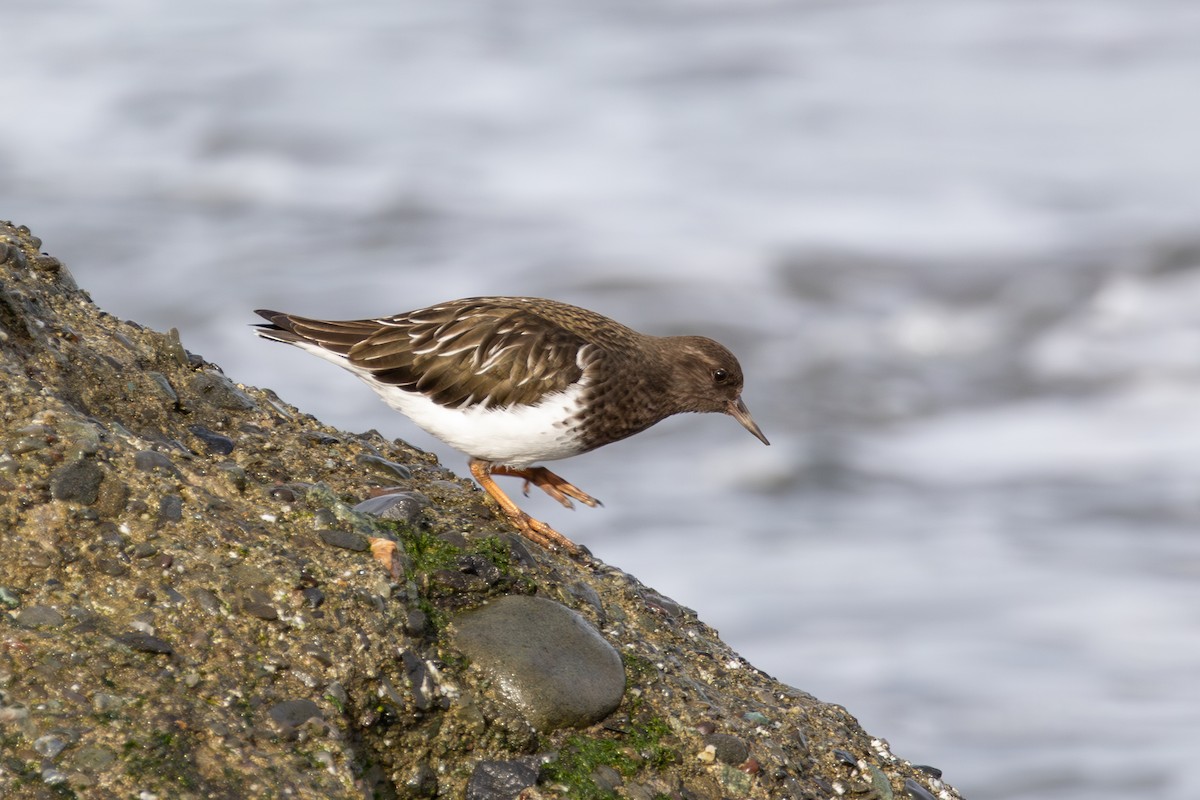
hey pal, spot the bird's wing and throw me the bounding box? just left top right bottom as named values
left=261, top=299, right=593, bottom=409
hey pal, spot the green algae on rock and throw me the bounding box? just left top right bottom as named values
left=0, top=221, right=963, bottom=800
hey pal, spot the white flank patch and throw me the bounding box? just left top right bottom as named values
left=279, top=339, right=586, bottom=466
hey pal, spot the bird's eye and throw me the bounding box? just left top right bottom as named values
left=713, top=368, right=729, bottom=384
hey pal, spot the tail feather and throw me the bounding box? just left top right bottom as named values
left=252, top=309, right=308, bottom=347
left=252, top=309, right=384, bottom=358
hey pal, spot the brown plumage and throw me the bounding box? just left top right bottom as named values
left=254, top=296, right=768, bottom=555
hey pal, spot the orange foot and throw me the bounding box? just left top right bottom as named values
left=489, top=465, right=602, bottom=509
left=469, top=459, right=595, bottom=555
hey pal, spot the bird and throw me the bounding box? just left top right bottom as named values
left=253, top=296, right=768, bottom=555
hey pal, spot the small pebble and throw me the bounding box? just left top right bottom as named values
left=216, top=462, right=247, bottom=492
left=703, top=733, right=750, bottom=765
left=93, top=693, right=126, bottom=712
left=404, top=608, right=428, bottom=637
left=146, top=372, right=178, bottom=403
left=833, top=749, right=859, bottom=766
left=269, top=698, right=323, bottom=729
left=241, top=591, right=279, bottom=621
left=74, top=744, right=116, bottom=770
left=325, top=682, right=349, bottom=709
left=8, top=425, right=55, bottom=454
left=188, top=425, right=235, bottom=455
left=905, top=778, right=937, bottom=800
left=230, top=564, right=272, bottom=586
left=301, top=587, right=326, bottom=608
left=405, top=762, right=438, bottom=797
left=33, top=734, right=68, bottom=759
left=356, top=453, right=413, bottom=481
left=402, top=651, right=436, bottom=712
left=592, top=764, right=622, bottom=792
left=189, top=372, right=255, bottom=410
left=268, top=485, right=296, bottom=502
left=455, top=553, right=502, bottom=586
left=93, top=557, right=130, bottom=577
left=191, top=587, right=223, bottom=613
left=114, top=631, right=174, bottom=655
left=352, top=491, right=430, bottom=524
left=40, top=768, right=68, bottom=786
left=134, top=450, right=180, bottom=477
left=317, top=529, right=370, bottom=552
left=304, top=646, right=333, bottom=668
left=157, top=494, right=183, bottom=523
left=466, top=759, right=540, bottom=800
left=15, top=605, right=64, bottom=628
left=49, top=459, right=104, bottom=504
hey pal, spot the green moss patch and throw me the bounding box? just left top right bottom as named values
left=542, top=716, right=677, bottom=799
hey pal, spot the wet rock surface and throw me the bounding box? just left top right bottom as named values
left=0, top=222, right=963, bottom=799
left=451, top=594, right=625, bottom=732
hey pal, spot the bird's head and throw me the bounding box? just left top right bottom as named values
left=666, top=336, right=769, bottom=446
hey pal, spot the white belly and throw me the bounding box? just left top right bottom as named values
left=366, top=379, right=587, bottom=466
left=284, top=339, right=587, bottom=466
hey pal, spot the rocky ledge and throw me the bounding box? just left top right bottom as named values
left=0, top=221, right=961, bottom=799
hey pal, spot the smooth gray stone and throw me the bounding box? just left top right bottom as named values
left=451, top=595, right=624, bottom=732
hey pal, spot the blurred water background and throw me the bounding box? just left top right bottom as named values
left=5, top=2, right=1200, bottom=797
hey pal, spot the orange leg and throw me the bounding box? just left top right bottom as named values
left=469, top=459, right=589, bottom=554
left=488, top=465, right=602, bottom=509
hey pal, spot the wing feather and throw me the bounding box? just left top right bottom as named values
left=258, top=298, right=620, bottom=409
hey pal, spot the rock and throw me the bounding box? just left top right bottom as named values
left=0, top=222, right=963, bottom=800
left=353, top=491, right=430, bottom=524
left=215, top=461, right=247, bottom=492
left=355, top=453, right=413, bottom=481
left=404, top=761, right=438, bottom=797
left=49, top=459, right=103, bottom=504
left=113, top=631, right=174, bottom=655
left=230, top=564, right=272, bottom=586
left=317, top=529, right=370, bottom=551
left=702, top=732, right=750, bottom=765
left=269, top=698, right=323, bottom=729
left=15, top=605, right=65, bottom=628
left=33, top=734, right=69, bottom=759
left=157, top=494, right=183, bottom=523
left=133, top=449, right=181, bottom=477
left=905, top=777, right=938, bottom=799
left=450, top=595, right=625, bottom=731
left=466, top=758, right=541, bottom=800
left=188, top=424, right=235, bottom=455
left=146, top=371, right=178, bottom=403
left=188, top=371, right=255, bottom=410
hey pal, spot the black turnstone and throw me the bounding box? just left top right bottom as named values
left=253, top=297, right=768, bottom=554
